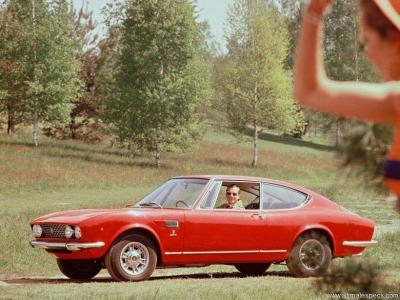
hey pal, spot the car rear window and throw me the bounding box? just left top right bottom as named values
left=262, top=183, right=308, bottom=210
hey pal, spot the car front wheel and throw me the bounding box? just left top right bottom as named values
left=57, top=259, right=102, bottom=279
left=105, top=234, right=157, bottom=281
left=286, top=232, right=332, bottom=277
left=235, top=263, right=271, bottom=276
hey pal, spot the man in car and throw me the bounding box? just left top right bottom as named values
left=218, top=185, right=245, bottom=209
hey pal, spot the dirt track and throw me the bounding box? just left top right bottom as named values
left=0, top=270, right=292, bottom=285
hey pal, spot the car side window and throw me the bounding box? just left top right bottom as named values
left=200, top=181, right=221, bottom=209
left=212, top=182, right=260, bottom=210
left=262, top=183, right=308, bottom=210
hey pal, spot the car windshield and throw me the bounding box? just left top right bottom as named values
left=135, top=178, right=209, bottom=209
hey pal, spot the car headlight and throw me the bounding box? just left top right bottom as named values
left=65, top=225, right=74, bottom=239
left=74, top=226, right=82, bottom=239
left=32, top=224, right=42, bottom=238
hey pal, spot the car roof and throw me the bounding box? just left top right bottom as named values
left=171, top=175, right=313, bottom=195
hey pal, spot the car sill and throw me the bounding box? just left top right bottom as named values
left=165, top=250, right=287, bottom=255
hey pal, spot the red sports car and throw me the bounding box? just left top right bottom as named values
left=30, top=175, right=377, bottom=281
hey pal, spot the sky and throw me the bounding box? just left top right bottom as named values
left=71, top=0, right=232, bottom=52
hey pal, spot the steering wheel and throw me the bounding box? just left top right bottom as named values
left=175, top=200, right=189, bottom=208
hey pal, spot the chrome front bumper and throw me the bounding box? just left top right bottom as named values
left=30, top=241, right=105, bottom=251
left=342, top=240, right=378, bottom=247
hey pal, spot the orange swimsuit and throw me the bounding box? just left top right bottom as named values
left=384, top=118, right=400, bottom=198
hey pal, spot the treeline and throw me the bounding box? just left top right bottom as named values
left=0, top=0, right=389, bottom=174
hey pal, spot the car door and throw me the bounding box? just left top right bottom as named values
left=181, top=180, right=267, bottom=264
left=257, top=183, right=311, bottom=260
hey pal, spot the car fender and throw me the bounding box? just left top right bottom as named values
left=108, top=223, right=164, bottom=255
left=292, top=224, right=336, bottom=256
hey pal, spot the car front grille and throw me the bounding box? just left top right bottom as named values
left=41, top=224, right=66, bottom=238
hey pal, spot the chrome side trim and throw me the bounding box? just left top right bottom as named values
left=352, top=253, right=363, bottom=257
left=259, top=250, right=287, bottom=253
left=164, top=249, right=287, bottom=255
left=342, top=240, right=378, bottom=247
left=30, top=241, right=105, bottom=251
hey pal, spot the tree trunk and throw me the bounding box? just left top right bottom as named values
left=32, top=0, right=38, bottom=147
left=154, top=63, right=164, bottom=169
left=251, top=85, right=258, bottom=168
left=33, top=112, right=39, bottom=147
left=155, top=124, right=161, bottom=168
left=7, top=106, right=14, bottom=135
left=335, top=119, right=340, bottom=147
left=127, top=140, right=133, bottom=156
left=252, top=121, right=258, bottom=168
left=70, top=115, right=76, bottom=139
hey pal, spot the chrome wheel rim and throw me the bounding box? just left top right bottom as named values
left=299, top=239, right=325, bottom=271
left=120, top=242, right=149, bottom=276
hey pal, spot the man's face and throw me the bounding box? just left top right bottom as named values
left=226, top=186, right=240, bottom=206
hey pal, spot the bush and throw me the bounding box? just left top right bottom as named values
left=314, top=258, right=392, bottom=294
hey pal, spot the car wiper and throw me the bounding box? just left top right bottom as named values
left=139, top=202, right=162, bottom=208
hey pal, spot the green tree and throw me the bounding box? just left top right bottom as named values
left=0, top=0, right=82, bottom=145
left=44, top=3, right=112, bottom=142
left=28, top=0, right=82, bottom=146
left=323, top=0, right=389, bottom=187
left=104, top=0, right=210, bottom=167
left=0, top=1, right=29, bottom=134
left=221, top=0, right=304, bottom=167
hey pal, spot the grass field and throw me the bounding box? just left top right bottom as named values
left=0, top=128, right=399, bottom=299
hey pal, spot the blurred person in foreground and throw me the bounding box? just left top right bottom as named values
left=294, top=0, right=400, bottom=204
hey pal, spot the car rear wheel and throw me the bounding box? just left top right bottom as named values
left=235, top=263, right=271, bottom=276
left=105, top=234, right=157, bottom=282
left=57, top=259, right=102, bottom=280
left=287, top=232, right=332, bottom=277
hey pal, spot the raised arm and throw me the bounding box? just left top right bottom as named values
left=294, top=0, right=397, bottom=125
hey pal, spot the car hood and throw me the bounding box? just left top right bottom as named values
left=32, top=209, right=116, bottom=224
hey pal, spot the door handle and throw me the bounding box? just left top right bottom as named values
left=251, top=214, right=266, bottom=220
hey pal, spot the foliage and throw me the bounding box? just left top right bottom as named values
left=0, top=1, right=29, bottom=133
left=217, top=0, right=304, bottom=167
left=339, top=122, right=391, bottom=191
left=314, top=258, right=395, bottom=295
left=323, top=0, right=391, bottom=192
left=278, top=0, right=301, bottom=70
left=104, top=0, right=211, bottom=166
left=280, top=0, right=390, bottom=190
left=43, top=4, right=114, bottom=142
left=0, top=0, right=82, bottom=145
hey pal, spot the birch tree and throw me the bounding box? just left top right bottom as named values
left=0, top=0, right=81, bottom=145
left=222, top=0, right=304, bottom=167
left=105, top=0, right=210, bottom=168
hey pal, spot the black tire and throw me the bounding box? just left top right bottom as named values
left=235, top=263, right=271, bottom=276
left=57, top=259, right=102, bottom=280
left=287, top=232, right=332, bottom=277
left=105, top=234, right=157, bottom=282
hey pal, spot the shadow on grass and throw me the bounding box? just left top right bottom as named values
left=202, top=158, right=261, bottom=169
left=0, top=139, right=164, bottom=169
left=2, top=271, right=292, bottom=285
left=243, top=129, right=336, bottom=152
left=42, top=151, right=158, bottom=169
left=0, top=139, right=132, bottom=159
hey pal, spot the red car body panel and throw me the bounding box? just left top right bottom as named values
left=30, top=175, right=375, bottom=264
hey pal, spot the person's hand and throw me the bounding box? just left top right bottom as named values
left=305, top=0, right=334, bottom=16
